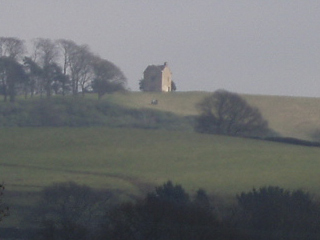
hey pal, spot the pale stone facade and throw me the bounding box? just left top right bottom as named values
left=143, top=62, right=172, bottom=92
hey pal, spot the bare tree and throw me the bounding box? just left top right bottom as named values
left=23, top=57, right=44, bottom=97
left=32, top=38, right=59, bottom=66
left=34, top=182, right=107, bottom=240
left=70, top=45, right=93, bottom=96
left=58, top=39, right=93, bottom=96
left=195, top=90, right=270, bottom=137
left=0, top=37, right=26, bottom=61
left=57, top=39, right=72, bottom=76
left=57, top=39, right=73, bottom=95
left=31, top=38, right=60, bottom=97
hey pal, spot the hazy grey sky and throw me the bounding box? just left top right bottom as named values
left=1, top=1, right=320, bottom=97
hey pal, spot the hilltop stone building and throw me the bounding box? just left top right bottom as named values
left=142, top=62, right=172, bottom=92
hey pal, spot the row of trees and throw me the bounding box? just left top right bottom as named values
left=1, top=181, right=317, bottom=240
left=0, top=37, right=127, bottom=102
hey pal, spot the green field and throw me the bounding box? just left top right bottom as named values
left=1, top=127, right=320, bottom=196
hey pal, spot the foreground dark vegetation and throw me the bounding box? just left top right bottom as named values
left=0, top=185, right=9, bottom=223
left=1, top=181, right=320, bottom=240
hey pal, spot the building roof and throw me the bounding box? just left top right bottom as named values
left=144, top=62, right=168, bottom=73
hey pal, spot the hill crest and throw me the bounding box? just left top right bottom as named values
left=103, top=91, right=320, bottom=140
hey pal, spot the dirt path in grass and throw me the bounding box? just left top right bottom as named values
left=1, top=163, right=154, bottom=194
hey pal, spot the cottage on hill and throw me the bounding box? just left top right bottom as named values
left=140, top=62, right=173, bottom=92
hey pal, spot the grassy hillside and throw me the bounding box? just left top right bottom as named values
left=1, top=127, right=320, bottom=196
left=1, top=91, right=319, bottom=139
left=244, top=94, right=320, bottom=140
left=102, top=91, right=206, bottom=116
left=102, top=91, right=320, bottom=140
left=1, top=126, right=320, bottom=229
left=1, top=93, right=320, bottom=231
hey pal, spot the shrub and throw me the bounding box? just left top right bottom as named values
left=33, top=182, right=110, bottom=240
left=101, top=181, right=245, bottom=240
left=236, top=186, right=320, bottom=239
left=195, top=90, right=271, bottom=138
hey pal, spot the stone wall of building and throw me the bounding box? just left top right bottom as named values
left=161, top=64, right=172, bottom=92
left=143, top=62, right=172, bottom=92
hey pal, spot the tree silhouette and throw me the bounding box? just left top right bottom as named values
left=236, top=186, right=320, bottom=239
left=196, top=90, right=270, bottom=137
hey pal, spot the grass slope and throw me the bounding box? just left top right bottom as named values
left=1, top=92, right=320, bottom=229
left=1, top=127, right=319, bottom=196
left=103, top=91, right=320, bottom=140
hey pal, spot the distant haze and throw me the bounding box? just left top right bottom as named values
left=1, top=0, right=320, bottom=97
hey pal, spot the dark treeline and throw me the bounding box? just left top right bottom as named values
left=0, top=184, right=9, bottom=223
left=2, top=181, right=320, bottom=240
left=0, top=37, right=127, bottom=102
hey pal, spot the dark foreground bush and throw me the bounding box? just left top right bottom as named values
left=236, top=186, right=320, bottom=240
left=15, top=182, right=320, bottom=240
left=0, top=184, right=9, bottom=222
left=31, top=181, right=248, bottom=240
left=99, top=181, right=247, bottom=240
left=32, top=182, right=112, bottom=240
